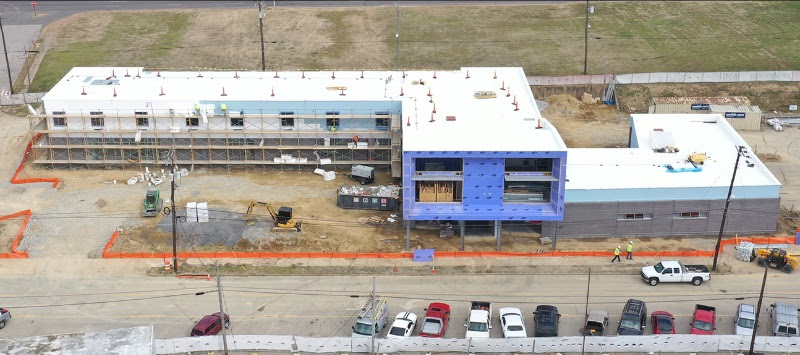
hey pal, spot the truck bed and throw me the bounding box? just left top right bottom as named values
left=686, top=265, right=710, bottom=273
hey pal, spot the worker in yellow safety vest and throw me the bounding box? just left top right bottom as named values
left=611, top=246, right=621, bottom=263
left=194, top=103, right=200, bottom=115
left=626, top=241, right=634, bottom=260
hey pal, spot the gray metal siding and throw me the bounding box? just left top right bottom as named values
left=546, top=198, right=779, bottom=237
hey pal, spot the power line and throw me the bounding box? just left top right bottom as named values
left=6, top=290, right=216, bottom=309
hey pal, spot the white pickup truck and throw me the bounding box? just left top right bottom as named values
left=465, top=301, right=492, bottom=338
left=641, top=260, right=711, bottom=286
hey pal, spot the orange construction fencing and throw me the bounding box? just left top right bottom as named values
left=0, top=210, right=31, bottom=259
left=10, top=133, right=59, bottom=188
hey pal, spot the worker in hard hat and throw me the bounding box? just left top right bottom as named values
left=626, top=241, right=634, bottom=260
left=611, top=245, right=621, bottom=263
left=220, top=103, right=227, bottom=117
left=194, top=103, right=200, bottom=116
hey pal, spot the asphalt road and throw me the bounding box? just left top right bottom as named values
left=0, top=270, right=794, bottom=340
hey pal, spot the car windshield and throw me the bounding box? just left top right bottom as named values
left=191, top=329, right=203, bottom=336
left=388, top=326, right=406, bottom=336
left=468, top=321, right=488, bottom=332
left=421, top=319, right=442, bottom=334
left=653, top=262, right=665, bottom=273
left=693, top=320, right=712, bottom=331
left=587, top=321, right=603, bottom=331
left=507, top=325, right=524, bottom=331
left=657, top=317, right=673, bottom=332
left=737, top=318, right=755, bottom=329
left=620, top=319, right=640, bottom=330
left=353, top=322, right=374, bottom=336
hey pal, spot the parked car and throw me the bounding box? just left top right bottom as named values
left=651, top=311, right=675, bottom=334
left=386, top=312, right=417, bottom=340
left=769, top=302, right=799, bottom=337
left=533, top=305, right=560, bottom=337
left=584, top=310, right=608, bottom=336
left=734, top=303, right=756, bottom=336
left=690, top=304, right=716, bottom=335
left=0, top=308, right=11, bottom=329
left=352, top=296, right=389, bottom=338
left=499, top=307, right=527, bottom=338
left=419, top=302, right=451, bottom=338
left=465, top=301, right=492, bottom=339
left=641, top=260, right=711, bottom=286
left=191, top=312, right=230, bottom=337
left=617, top=299, right=647, bottom=335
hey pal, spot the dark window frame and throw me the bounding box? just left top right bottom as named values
left=52, top=117, right=67, bottom=127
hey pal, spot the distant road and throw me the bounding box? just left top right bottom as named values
left=1, top=1, right=572, bottom=26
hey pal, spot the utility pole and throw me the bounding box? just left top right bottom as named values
left=0, top=15, right=13, bottom=94
left=370, top=276, right=376, bottom=355
left=583, top=0, right=590, bottom=75
left=581, top=267, right=591, bottom=355
left=215, top=261, right=229, bottom=355
left=170, top=148, right=178, bottom=273
left=748, top=264, right=768, bottom=355
left=712, top=145, right=746, bottom=271
left=395, top=1, right=401, bottom=69
left=257, top=1, right=266, bottom=71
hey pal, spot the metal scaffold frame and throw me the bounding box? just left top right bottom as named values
left=28, top=108, right=403, bottom=176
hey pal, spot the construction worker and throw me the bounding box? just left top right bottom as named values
left=626, top=241, right=634, bottom=260
left=220, top=103, right=227, bottom=116
left=611, top=246, right=621, bottom=263
left=194, top=103, right=200, bottom=115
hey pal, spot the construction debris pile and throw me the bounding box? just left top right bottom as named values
left=338, top=185, right=401, bottom=199
left=126, top=167, right=189, bottom=186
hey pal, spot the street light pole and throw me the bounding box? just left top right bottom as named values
left=748, top=264, right=768, bottom=355
left=712, top=145, right=746, bottom=271
left=583, top=0, right=590, bottom=75
left=257, top=1, right=266, bottom=71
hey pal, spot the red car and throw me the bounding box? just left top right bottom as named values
left=651, top=311, right=675, bottom=334
left=191, top=312, right=230, bottom=336
left=419, top=302, right=450, bottom=338
left=690, top=305, right=716, bottom=335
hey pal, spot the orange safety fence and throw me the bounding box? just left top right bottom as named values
left=100, top=229, right=797, bottom=260
left=10, top=133, right=59, bottom=188
left=0, top=210, right=32, bottom=259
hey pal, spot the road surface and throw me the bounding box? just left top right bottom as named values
left=0, top=265, right=791, bottom=339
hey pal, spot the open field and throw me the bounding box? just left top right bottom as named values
left=30, top=2, right=800, bottom=92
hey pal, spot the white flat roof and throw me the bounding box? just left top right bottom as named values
left=565, top=114, right=780, bottom=190
left=43, top=67, right=567, bottom=152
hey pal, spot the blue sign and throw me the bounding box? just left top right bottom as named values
left=724, top=112, right=746, bottom=119
left=691, top=103, right=710, bottom=110
left=413, top=249, right=435, bottom=262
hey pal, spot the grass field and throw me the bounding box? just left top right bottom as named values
left=30, top=2, right=800, bottom=92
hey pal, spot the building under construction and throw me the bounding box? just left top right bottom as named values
left=30, top=67, right=402, bottom=175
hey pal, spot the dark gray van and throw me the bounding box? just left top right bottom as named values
left=617, top=299, right=647, bottom=335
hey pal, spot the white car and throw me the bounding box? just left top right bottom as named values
left=386, top=312, right=417, bottom=340
left=499, top=307, right=527, bottom=338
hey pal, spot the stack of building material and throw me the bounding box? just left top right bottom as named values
left=323, top=171, right=336, bottom=181
left=736, top=241, right=755, bottom=262
left=196, top=202, right=209, bottom=223
left=186, top=202, right=198, bottom=223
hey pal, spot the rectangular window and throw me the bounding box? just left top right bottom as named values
left=505, top=158, right=552, bottom=172
left=617, top=213, right=653, bottom=220
left=375, top=117, right=389, bottom=130
left=135, top=111, right=149, bottom=116
left=281, top=117, right=295, bottom=128
left=90, top=111, right=103, bottom=116
left=415, top=158, right=463, bottom=172
left=231, top=117, right=244, bottom=127
left=503, top=181, right=551, bottom=203
left=52, top=110, right=66, bottom=116
left=673, top=211, right=708, bottom=219
left=416, top=181, right=462, bottom=203
left=136, top=117, right=149, bottom=127
left=53, top=117, right=67, bottom=127
left=90, top=117, right=105, bottom=127
left=186, top=117, right=199, bottom=127
left=326, top=118, right=340, bottom=128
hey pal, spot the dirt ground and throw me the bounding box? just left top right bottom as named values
left=0, top=218, right=23, bottom=253
left=541, top=94, right=630, bottom=148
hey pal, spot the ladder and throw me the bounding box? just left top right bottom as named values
left=358, top=295, right=388, bottom=320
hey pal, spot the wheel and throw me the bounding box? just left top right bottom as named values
left=224, top=320, right=230, bottom=329
left=0, top=320, right=5, bottom=329
left=782, top=264, right=794, bottom=274
left=757, top=258, right=767, bottom=267
left=692, top=277, right=703, bottom=286
left=649, top=278, right=659, bottom=286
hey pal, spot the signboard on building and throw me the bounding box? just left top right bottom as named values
left=724, top=112, right=746, bottom=119
left=691, top=103, right=710, bottom=110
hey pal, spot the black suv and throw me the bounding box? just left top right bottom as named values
left=617, top=299, right=647, bottom=335
left=533, top=305, right=560, bottom=337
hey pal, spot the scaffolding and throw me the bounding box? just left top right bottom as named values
left=28, top=108, right=403, bottom=177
